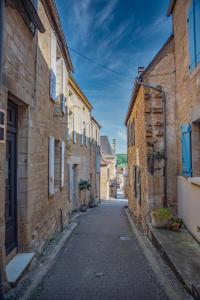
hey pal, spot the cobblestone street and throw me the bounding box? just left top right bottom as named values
left=27, top=200, right=188, bottom=300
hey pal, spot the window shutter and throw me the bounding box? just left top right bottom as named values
left=49, top=136, right=55, bottom=197
left=67, top=127, right=70, bottom=144
left=137, top=169, right=141, bottom=205
left=60, top=141, right=65, bottom=188
left=61, top=61, right=67, bottom=114
left=188, top=3, right=196, bottom=71
left=50, top=31, right=57, bottom=101
left=195, top=0, right=200, bottom=64
left=81, top=122, right=84, bottom=146
left=73, top=130, right=76, bottom=144
left=181, top=124, right=192, bottom=177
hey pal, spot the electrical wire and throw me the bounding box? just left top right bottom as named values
left=68, top=46, right=176, bottom=79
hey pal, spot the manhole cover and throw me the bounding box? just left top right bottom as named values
left=95, top=272, right=104, bottom=277
left=120, top=236, right=131, bottom=241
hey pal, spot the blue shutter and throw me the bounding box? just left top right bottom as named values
left=188, top=2, right=196, bottom=71
left=181, top=124, right=192, bottom=177
left=194, top=0, right=200, bottom=65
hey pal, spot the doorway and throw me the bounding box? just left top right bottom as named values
left=72, top=164, right=78, bottom=210
left=5, top=100, right=18, bottom=255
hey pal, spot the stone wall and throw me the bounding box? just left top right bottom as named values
left=0, top=0, right=71, bottom=285
left=127, top=86, right=149, bottom=227
left=172, top=0, right=200, bottom=240
left=100, top=163, right=109, bottom=200
left=143, top=36, right=177, bottom=211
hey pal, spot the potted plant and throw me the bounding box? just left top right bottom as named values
left=170, top=218, right=183, bottom=232
left=151, top=208, right=172, bottom=228
left=79, top=180, right=91, bottom=212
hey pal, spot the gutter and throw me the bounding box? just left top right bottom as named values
left=0, top=0, right=5, bottom=85
left=135, top=78, right=168, bottom=208
left=167, top=0, right=176, bottom=16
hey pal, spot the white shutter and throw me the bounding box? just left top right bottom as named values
left=49, top=136, right=55, bottom=197
left=61, top=141, right=65, bottom=188
left=81, top=122, right=84, bottom=146
left=61, top=60, right=67, bottom=114
left=50, top=31, right=57, bottom=101
left=73, top=130, right=76, bottom=144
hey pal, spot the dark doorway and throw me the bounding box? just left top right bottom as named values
left=5, top=100, right=17, bottom=255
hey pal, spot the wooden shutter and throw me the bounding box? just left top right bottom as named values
left=49, top=136, right=55, bottom=197
left=61, top=141, right=65, bottom=188
left=81, top=122, right=84, bottom=146
left=50, top=31, right=57, bottom=101
left=188, top=3, right=196, bottom=71
left=61, top=61, right=67, bottom=114
left=181, top=124, right=192, bottom=177
left=195, top=0, right=200, bottom=65
left=137, top=169, right=141, bottom=206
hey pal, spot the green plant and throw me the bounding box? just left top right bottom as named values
left=153, top=208, right=172, bottom=222
left=79, top=180, right=91, bottom=205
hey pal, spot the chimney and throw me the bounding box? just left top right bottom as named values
left=138, top=66, right=145, bottom=76
left=113, top=139, right=116, bottom=155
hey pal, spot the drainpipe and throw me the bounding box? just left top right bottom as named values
left=0, top=0, right=5, bottom=86
left=0, top=1, right=5, bottom=299
left=136, top=78, right=168, bottom=208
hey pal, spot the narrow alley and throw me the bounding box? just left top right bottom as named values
left=27, top=199, right=186, bottom=300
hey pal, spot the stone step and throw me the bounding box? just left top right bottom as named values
left=6, top=253, right=35, bottom=286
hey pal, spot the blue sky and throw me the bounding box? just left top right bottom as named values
left=55, top=0, right=172, bottom=154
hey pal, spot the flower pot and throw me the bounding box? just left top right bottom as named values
left=170, top=223, right=180, bottom=232
left=151, top=212, right=171, bottom=228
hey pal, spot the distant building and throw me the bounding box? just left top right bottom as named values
left=100, top=136, right=117, bottom=199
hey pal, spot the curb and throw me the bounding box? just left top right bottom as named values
left=146, top=223, right=194, bottom=297
left=6, top=221, right=79, bottom=300
left=124, top=208, right=193, bottom=300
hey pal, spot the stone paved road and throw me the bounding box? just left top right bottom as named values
left=29, top=200, right=169, bottom=300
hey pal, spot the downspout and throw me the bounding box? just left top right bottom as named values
left=136, top=78, right=167, bottom=208
left=0, top=1, right=5, bottom=298
left=0, top=0, right=5, bottom=85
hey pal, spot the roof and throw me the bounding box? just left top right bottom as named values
left=167, top=0, right=177, bottom=16
left=125, top=35, right=174, bottom=125
left=69, top=76, right=93, bottom=111
left=42, top=0, right=73, bottom=72
left=100, top=136, right=115, bottom=156
left=91, top=116, right=101, bottom=129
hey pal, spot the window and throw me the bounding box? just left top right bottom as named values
left=82, top=122, right=86, bottom=146
left=50, top=32, right=67, bottom=109
left=0, top=109, right=5, bottom=143
left=133, top=166, right=141, bottom=205
left=181, top=124, right=192, bottom=177
left=191, top=121, right=200, bottom=177
left=127, top=119, right=135, bottom=147
left=49, top=137, right=65, bottom=197
left=188, top=0, right=200, bottom=71
left=67, top=110, right=73, bottom=143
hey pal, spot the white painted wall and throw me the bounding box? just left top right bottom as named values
left=177, top=176, right=200, bottom=242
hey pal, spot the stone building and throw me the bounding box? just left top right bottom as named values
left=100, top=136, right=117, bottom=199
left=68, top=76, right=101, bottom=209
left=0, top=0, right=73, bottom=287
left=125, top=36, right=176, bottom=228
left=89, top=117, right=101, bottom=203
left=167, top=0, right=200, bottom=242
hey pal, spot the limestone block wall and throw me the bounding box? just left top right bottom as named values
left=127, top=87, right=149, bottom=226
left=100, top=164, right=109, bottom=200
left=143, top=36, right=177, bottom=211
left=0, top=0, right=71, bottom=283
left=172, top=0, right=200, bottom=240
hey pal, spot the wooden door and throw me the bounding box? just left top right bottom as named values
left=5, top=101, right=17, bottom=255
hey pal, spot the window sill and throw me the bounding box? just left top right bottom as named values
left=188, top=177, right=200, bottom=186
